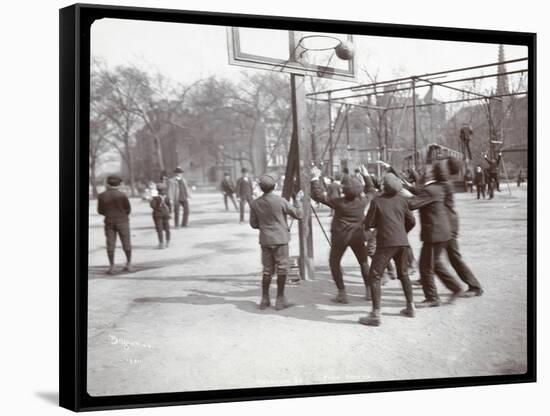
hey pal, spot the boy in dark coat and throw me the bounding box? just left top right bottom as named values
left=97, top=175, right=132, bottom=274
left=250, top=174, right=303, bottom=310
left=474, top=165, right=486, bottom=199
left=310, top=165, right=376, bottom=304
left=408, top=163, right=463, bottom=307
left=359, top=173, right=416, bottom=326
left=484, top=152, right=502, bottom=193
left=150, top=183, right=172, bottom=249
left=444, top=158, right=484, bottom=296
left=236, top=168, right=254, bottom=223
left=220, top=172, right=238, bottom=211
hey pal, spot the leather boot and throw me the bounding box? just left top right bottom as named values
left=259, top=274, right=272, bottom=310
left=275, top=274, right=293, bottom=310
left=331, top=289, right=349, bottom=304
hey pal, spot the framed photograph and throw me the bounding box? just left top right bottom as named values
left=60, top=3, right=536, bottom=411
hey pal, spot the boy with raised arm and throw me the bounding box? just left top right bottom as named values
left=310, top=164, right=377, bottom=304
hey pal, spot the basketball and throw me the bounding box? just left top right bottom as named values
left=335, top=41, right=355, bottom=60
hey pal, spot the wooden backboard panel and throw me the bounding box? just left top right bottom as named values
left=227, top=27, right=357, bottom=82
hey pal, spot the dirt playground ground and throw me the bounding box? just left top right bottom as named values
left=86, top=185, right=528, bottom=396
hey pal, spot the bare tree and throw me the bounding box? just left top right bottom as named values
left=91, top=63, right=149, bottom=195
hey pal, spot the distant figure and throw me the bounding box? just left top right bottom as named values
left=97, top=175, right=132, bottom=274
left=236, top=168, right=254, bottom=224
left=463, top=167, right=474, bottom=193
left=459, top=123, right=473, bottom=160
left=150, top=183, right=171, bottom=249
left=474, top=165, right=486, bottom=199
left=249, top=174, right=303, bottom=310
left=341, top=167, right=350, bottom=185
left=220, top=172, right=238, bottom=211
left=168, top=167, right=190, bottom=228
left=484, top=152, right=502, bottom=194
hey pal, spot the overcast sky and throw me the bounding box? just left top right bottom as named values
left=91, top=18, right=528, bottom=101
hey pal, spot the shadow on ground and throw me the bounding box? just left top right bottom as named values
left=131, top=270, right=432, bottom=326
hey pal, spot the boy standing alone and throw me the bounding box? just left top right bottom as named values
left=97, top=175, right=132, bottom=274
left=250, top=174, right=303, bottom=311
left=220, top=172, right=238, bottom=211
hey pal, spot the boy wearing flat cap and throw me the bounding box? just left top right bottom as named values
left=310, top=165, right=376, bottom=304
left=249, top=174, right=303, bottom=310
left=359, top=172, right=416, bottom=326
left=97, top=175, right=132, bottom=274
left=150, top=182, right=172, bottom=249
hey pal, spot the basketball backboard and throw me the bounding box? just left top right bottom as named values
left=227, top=27, right=357, bottom=82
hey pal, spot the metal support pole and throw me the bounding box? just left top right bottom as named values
left=290, top=74, right=315, bottom=280
left=500, top=153, right=513, bottom=196
left=345, top=104, right=350, bottom=148
left=328, top=92, right=333, bottom=177
left=384, top=109, right=389, bottom=163
left=412, top=77, right=418, bottom=170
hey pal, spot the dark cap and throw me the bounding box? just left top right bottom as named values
left=342, top=177, right=363, bottom=199
left=174, top=166, right=184, bottom=173
left=259, top=174, right=276, bottom=192
left=241, top=167, right=249, bottom=173
left=382, top=172, right=402, bottom=196
left=106, top=175, right=122, bottom=186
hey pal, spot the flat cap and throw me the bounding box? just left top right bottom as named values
left=106, top=175, right=122, bottom=186
left=259, top=174, right=276, bottom=188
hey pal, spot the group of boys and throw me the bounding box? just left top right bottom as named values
left=97, top=166, right=193, bottom=273
left=463, top=152, right=502, bottom=199
left=97, top=158, right=483, bottom=327
left=220, top=168, right=256, bottom=223
left=247, top=158, right=483, bottom=327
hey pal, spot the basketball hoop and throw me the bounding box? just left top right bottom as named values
left=297, top=35, right=355, bottom=61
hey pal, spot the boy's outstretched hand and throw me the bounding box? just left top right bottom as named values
left=310, top=166, right=322, bottom=179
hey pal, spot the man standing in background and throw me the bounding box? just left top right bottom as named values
left=168, top=166, right=190, bottom=228
left=220, top=172, right=238, bottom=212
left=485, top=151, right=502, bottom=194
left=474, top=165, right=486, bottom=199
left=236, top=167, right=254, bottom=224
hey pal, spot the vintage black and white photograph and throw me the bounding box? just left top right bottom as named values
left=86, top=15, right=530, bottom=397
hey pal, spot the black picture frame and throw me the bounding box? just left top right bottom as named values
left=59, top=3, right=536, bottom=412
